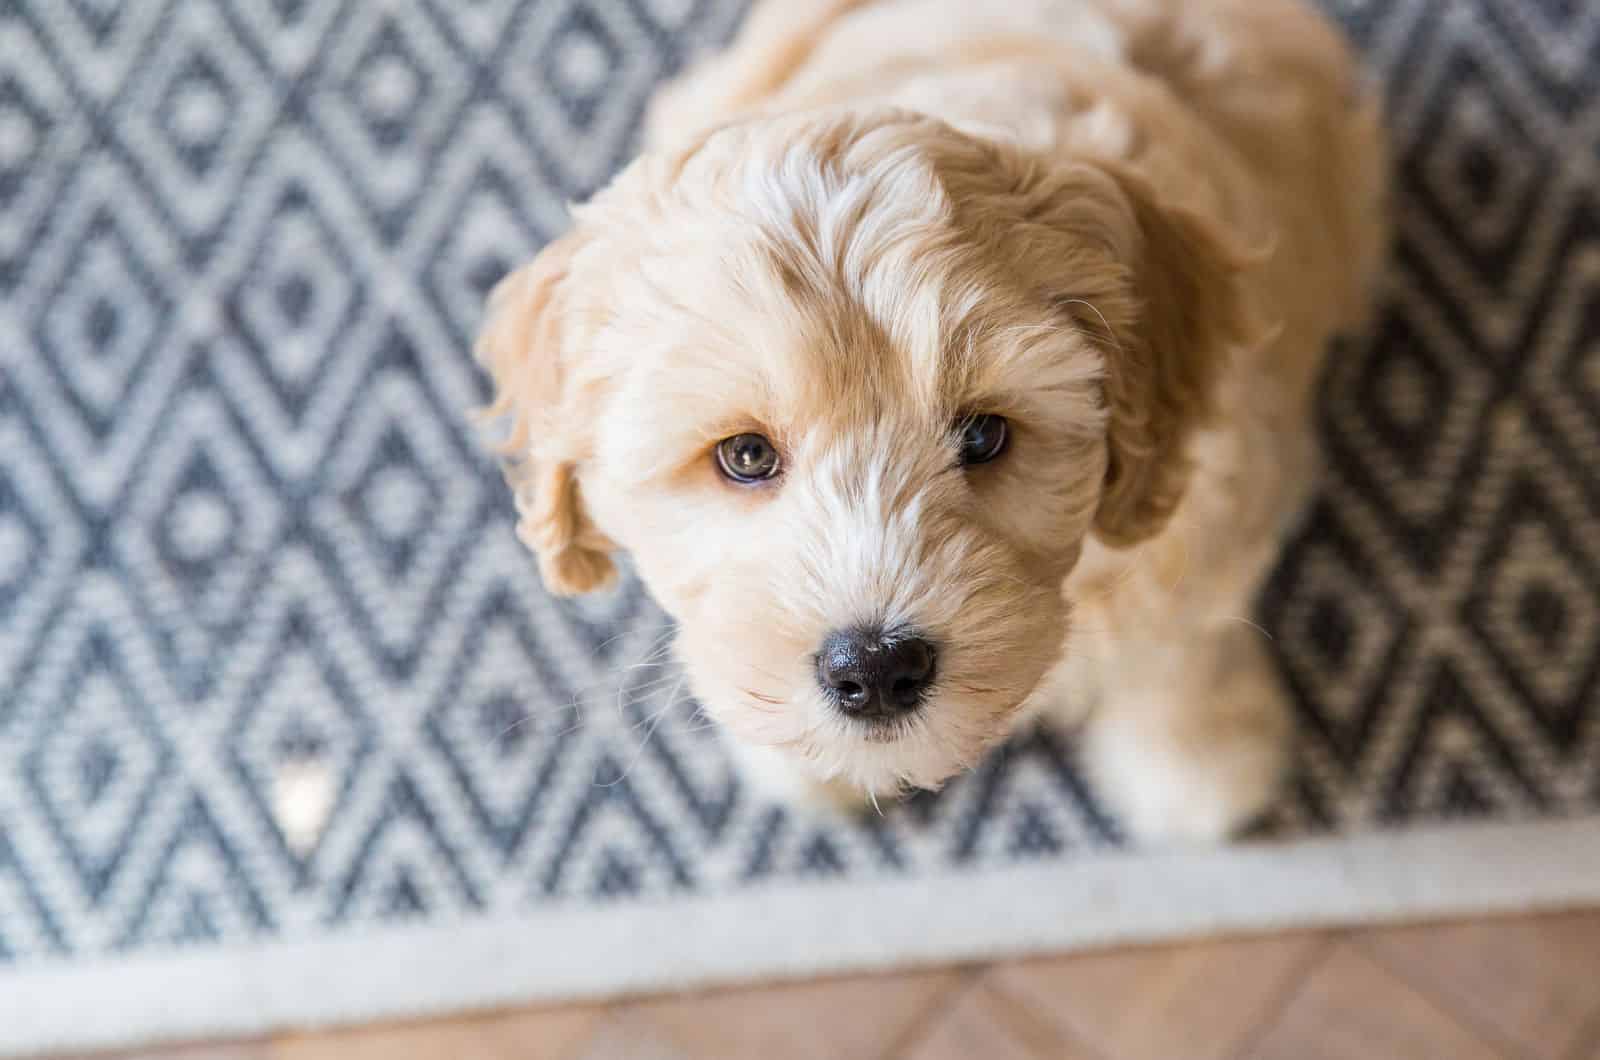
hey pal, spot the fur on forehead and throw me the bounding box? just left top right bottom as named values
left=565, top=107, right=1120, bottom=436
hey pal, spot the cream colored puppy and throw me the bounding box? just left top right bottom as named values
left=481, top=0, right=1387, bottom=841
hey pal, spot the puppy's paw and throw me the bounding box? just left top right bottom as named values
left=724, top=738, right=871, bottom=815
left=793, top=777, right=880, bottom=816
left=1083, top=692, right=1290, bottom=845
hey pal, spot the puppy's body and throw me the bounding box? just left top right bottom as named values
left=484, top=0, right=1385, bottom=840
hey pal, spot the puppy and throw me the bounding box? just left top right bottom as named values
left=480, top=0, right=1387, bottom=841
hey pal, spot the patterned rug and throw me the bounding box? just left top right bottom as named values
left=3, top=0, right=1599, bottom=1053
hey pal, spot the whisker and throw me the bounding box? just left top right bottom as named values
left=944, top=684, right=1010, bottom=697
left=1223, top=615, right=1274, bottom=640
left=598, top=676, right=688, bottom=788
left=493, top=699, right=586, bottom=747
left=492, top=713, right=544, bottom=745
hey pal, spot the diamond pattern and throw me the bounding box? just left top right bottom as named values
left=501, top=0, right=666, bottom=195
left=21, top=629, right=175, bottom=904
left=1380, top=658, right=1547, bottom=820
left=113, top=376, right=284, bottom=699
left=947, top=728, right=1119, bottom=862
left=424, top=586, right=585, bottom=859
left=0, top=15, right=82, bottom=297
left=32, top=207, right=173, bottom=441
left=1323, top=285, right=1497, bottom=574
left=536, top=753, right=694, bottom=900
left=116, top=1, right=278, bottom=252
left=1263, top=504, right=1412, bottom=773
left=20, top=0, right=170, bottom=103
left=308, top=333, right=493, bottom=676
left=1464, top=476, right=1600, bottom=748
left=0, top=418, right=85, bottom=711
left=226, top=185, right=363, bottom=422
left=226, top=605, right=376, bottom=886
left=314, top=4, right=467, bottom=223
left=116, top=796, right=274, bottom=948
left=0, top=827, right=67, bottom=962
left=420, top=149, right=557, bottom=349
left=155, top=53, right=237, bottom=178
left=0, top=458, right=49, bottom=624
left=1, top=0, right=1599, bottom=1049
left=329, top=771, right=482, bottom=923
left=0, top=71, right=50, bottom=213
left=1406, top=36, right=1548, bottom=293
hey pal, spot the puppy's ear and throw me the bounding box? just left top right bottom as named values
left=477, top=232, right=617, bottom=595
left=999, top=152, right=1264, bottom=547
left=1087, top=167, right=1262, bottom=547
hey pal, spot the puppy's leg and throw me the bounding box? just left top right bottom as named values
left=1082, top=624, right=1291, bottom=844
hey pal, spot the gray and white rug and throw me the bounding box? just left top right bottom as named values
left=2, top=0, right=1599, bottom=1054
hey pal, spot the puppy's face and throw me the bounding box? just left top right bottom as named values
left=481, top=109, right=1254, bottom=793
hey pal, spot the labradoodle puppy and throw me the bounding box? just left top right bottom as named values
left=479, top=0, right=1387, bottom=841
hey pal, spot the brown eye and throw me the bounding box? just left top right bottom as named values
left=956, top=414, right=1008, bottom=466
left=715, top=433, right=781, bottom=483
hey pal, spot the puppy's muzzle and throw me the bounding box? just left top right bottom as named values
left=815, top=627, right=938, bottom=720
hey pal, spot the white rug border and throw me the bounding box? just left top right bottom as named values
left=8, top=815, right=1600, bottom=1056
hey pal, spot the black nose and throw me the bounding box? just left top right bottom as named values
left=816, top=628, right=938, bottom=717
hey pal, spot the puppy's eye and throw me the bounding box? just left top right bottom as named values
left=955, top=414, right=1008, bottom=466
left=715, top=433, right=782, bottom=483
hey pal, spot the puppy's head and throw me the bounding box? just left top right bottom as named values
left=480, top=108, right=1257, bottom=793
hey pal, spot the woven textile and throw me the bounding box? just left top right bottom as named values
left=1, top=0, right=1598, bottom=1052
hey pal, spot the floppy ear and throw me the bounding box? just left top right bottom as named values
left=991, top=149, right=1265, bottom=548
left=1086, top=167, right=1263, bottom=547
left=477, top=232, right=617, bottom=595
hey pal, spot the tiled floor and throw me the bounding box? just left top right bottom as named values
left=71, top=908, right=1600, bottom=1060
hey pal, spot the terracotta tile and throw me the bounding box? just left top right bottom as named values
left=626, top=967, right=965, bottom=1060
left=900, top=980, right=1095, bottom=1060
left=1356, top=909, right=1600, bottom=1060
left=1243, top=942, right=1505, bottom=1060
left=989, top=932, right=1326, bottom=1060
left=271, top=1003, right=607, bottom=1060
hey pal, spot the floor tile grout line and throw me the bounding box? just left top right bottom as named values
left=979, top=966, right=1115, bottom=1060
left=1224, top=931, right=1342, bottom=1060
left=1560, top=1001, right=1600, bottom=1060
left=977, top=972, right=1112, bottom=1060
left=877, top=966, right=988, bottom=1060
left=1350, top=933, right=1541, bottom=1060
